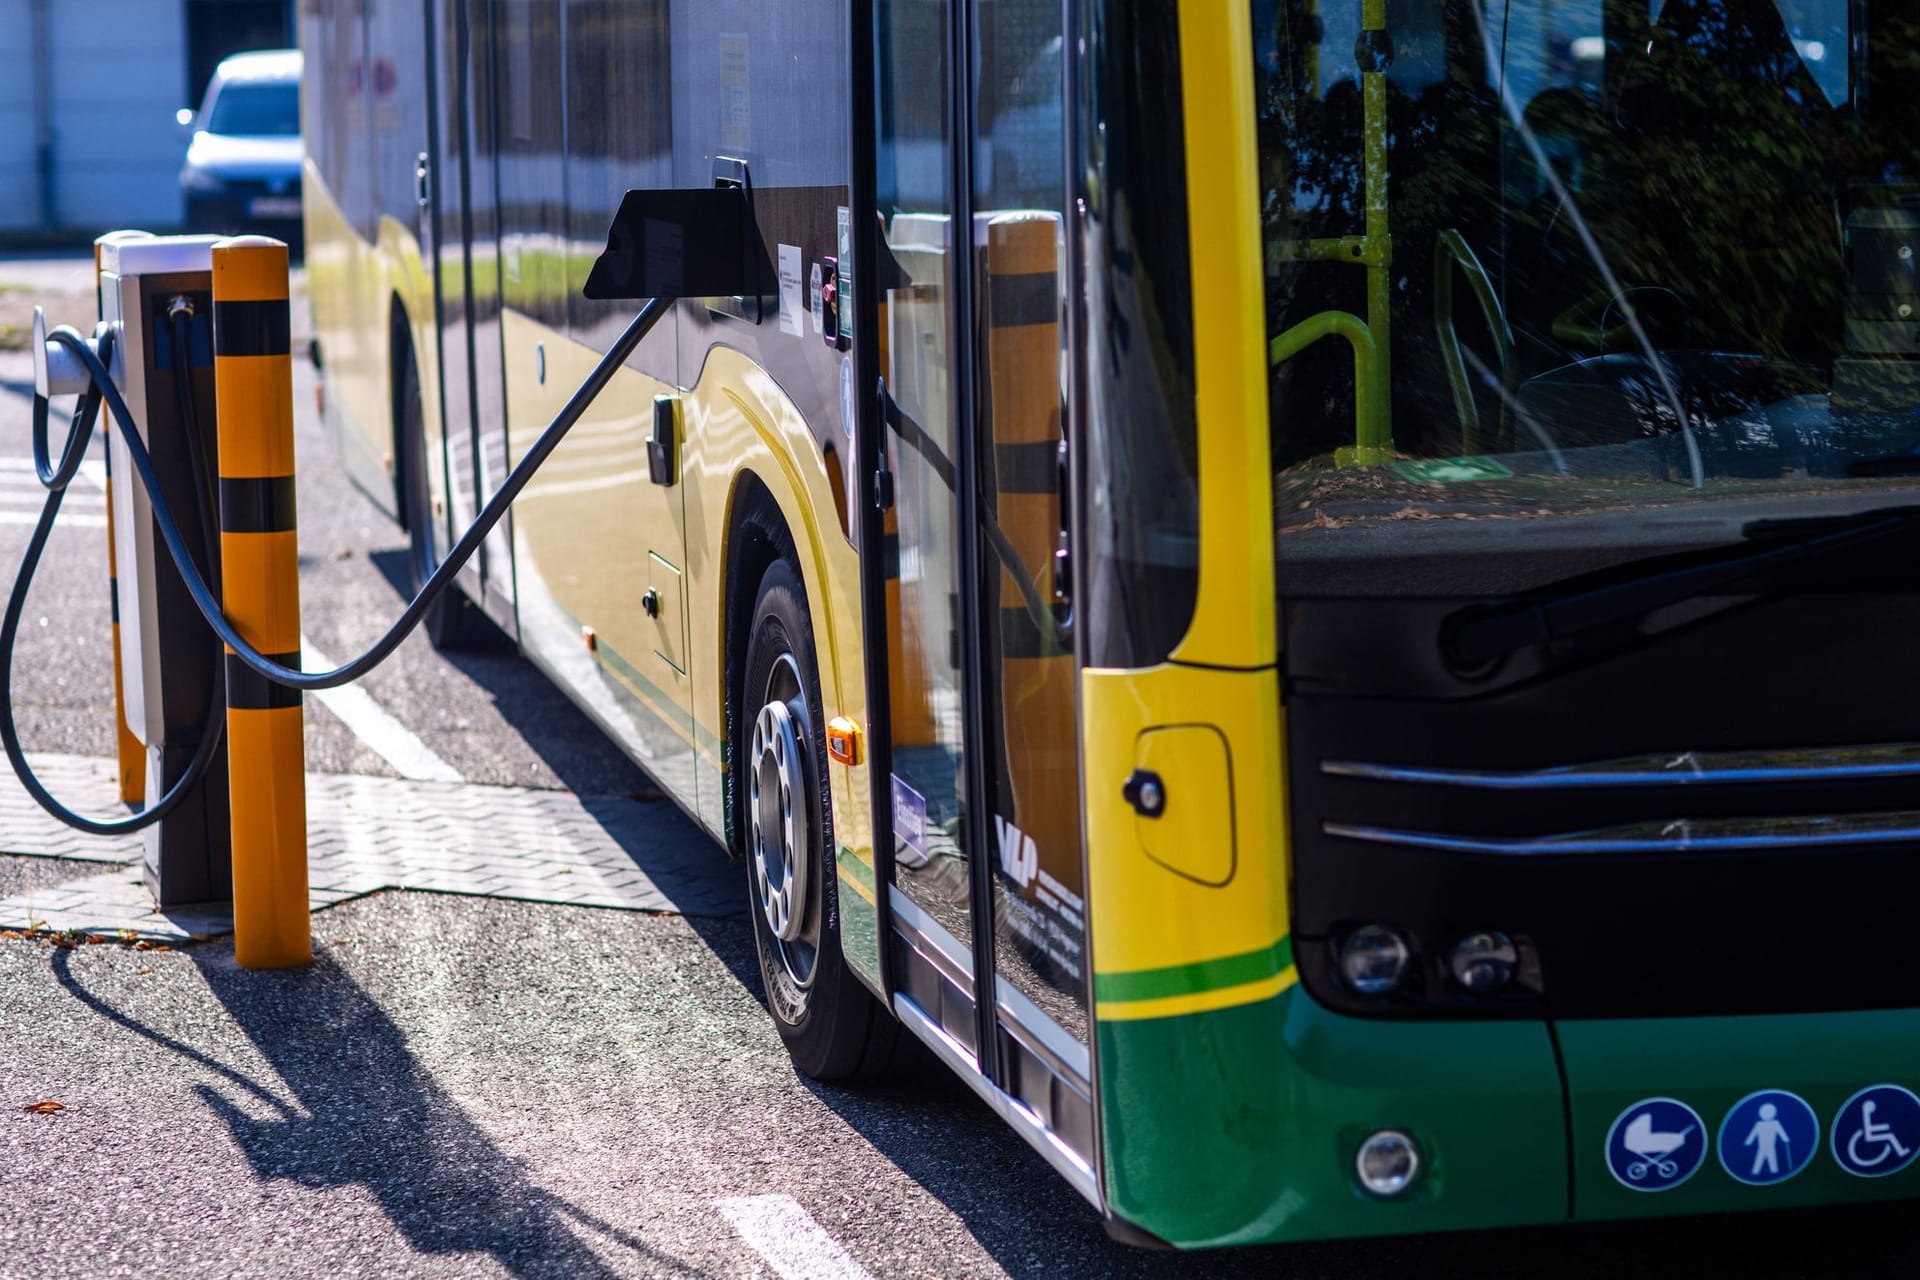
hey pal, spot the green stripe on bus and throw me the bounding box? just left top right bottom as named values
left=837, top=846, right=875, bottom=891
left=1094, top=935, right=1294, bottom=1004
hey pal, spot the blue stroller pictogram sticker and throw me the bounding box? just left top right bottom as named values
left=1717, top=1090, right=1818, bottom=1185
left=1606, top=1098, right=1707, bottom=1191
left=1832, top=1085, right=1920, bottom=1178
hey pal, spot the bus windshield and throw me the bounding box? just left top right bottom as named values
left=1257, top=0, right=1920, bottom=596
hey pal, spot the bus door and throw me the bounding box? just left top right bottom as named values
left=426, top=0, right=514, bottom=628
left=867, top=0, right=1092, bottom=1156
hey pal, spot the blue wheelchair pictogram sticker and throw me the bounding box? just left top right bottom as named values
left=1606, top=1098, right=1707, bottom=1191
left=1717, top=1090, right=1818, bottom=1185
left=1832, top=1085, right=1920, bottom=1178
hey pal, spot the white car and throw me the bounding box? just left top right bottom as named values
left=178, top=49, right=304, bottom=239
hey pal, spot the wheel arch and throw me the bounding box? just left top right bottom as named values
left=373, top=212, right=438, bottom=529
left=693, top=348, right=867, bottom=880
left=721, top=470, right=802, bottom=858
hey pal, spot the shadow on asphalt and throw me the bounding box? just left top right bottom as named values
left=33, top=901, right=1920, bottom=1279
left=48, top=944, right=716, bottom=1279
left=320, top=559, right=1920, bottom=1277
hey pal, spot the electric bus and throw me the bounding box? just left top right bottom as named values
left=302, top=0, right=1920, bottom=1248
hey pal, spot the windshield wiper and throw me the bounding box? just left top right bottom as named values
left=1443, top=505, right=1920, bottom=671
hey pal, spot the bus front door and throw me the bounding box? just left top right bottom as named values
left=867, top=0, right=1093, bottom=1169
left=426, top=0, right=514, bottom=630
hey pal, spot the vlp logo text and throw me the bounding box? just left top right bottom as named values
left=995, top=816, right=1038, bottom=889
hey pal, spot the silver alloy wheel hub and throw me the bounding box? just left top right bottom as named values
left=749, top=696, right=809, bottom=942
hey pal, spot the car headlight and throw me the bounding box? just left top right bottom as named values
left=180, top=166, right=224, bottom=193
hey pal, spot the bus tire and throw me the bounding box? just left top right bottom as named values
left=396, top=338, right=490, bottom=650
left=740, top=557, right=909, bottom=1081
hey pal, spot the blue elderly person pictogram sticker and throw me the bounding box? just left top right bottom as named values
left=1717, top=1090, right=1818, bottom=1185
left=1606, top=1098, right=1708, bottom=1191
left=1832, top=1085, right=1920, bottom=1178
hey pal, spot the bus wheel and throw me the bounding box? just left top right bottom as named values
left=741, top=558, right=907, bottom=1081
left=397, top=343, right=489, bottom=649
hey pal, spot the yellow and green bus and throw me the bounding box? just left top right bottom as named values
left=304, top=0, right=1920, bottom=1248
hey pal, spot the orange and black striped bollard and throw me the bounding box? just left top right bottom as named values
left=211, top=236, right=309, bottom=969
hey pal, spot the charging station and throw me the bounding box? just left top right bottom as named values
left=14, top=191, right=733, bottom=965
left=58, top=233, right=235, bottom=907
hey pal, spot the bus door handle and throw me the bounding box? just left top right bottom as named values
left=649, top=395, right=679, bottom=486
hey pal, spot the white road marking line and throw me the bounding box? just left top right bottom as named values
left=299, top=634, right=463, bottom=783
left=0, top=456, right=107, bottom=478
left=0, top=510, right=104, bottom=528
left=0, top=488, right=104, bottom=507
left=0, top=460, right=105, bottom=528
left=715, top=1196, right=874, bottom=1280
left=0, top=496, right=104, bottom=512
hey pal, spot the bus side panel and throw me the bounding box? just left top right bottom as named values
left=683, top=346, right=880, bottom=988
left=302, top=0, right=444, bottom=532
left=666, top=0, right=874, bottom=982
left=303, top=164, right=391, bottom=508
left=300, top=0, right=391, bottom=515
left=500, top=307, right=708, bottom=814
left=480, top=3, right=702, bottom=815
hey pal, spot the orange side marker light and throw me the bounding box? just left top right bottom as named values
left=826, top=717, right=862, bottom=766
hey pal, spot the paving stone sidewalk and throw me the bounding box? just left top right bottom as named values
left=0, top=753, right=743, bottom=940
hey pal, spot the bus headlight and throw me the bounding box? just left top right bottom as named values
left=1450, top=930, right=1518, bottom=993
left=1338, top=924, right=1410, bottom=996
left=1355, top=1129, right=1421, bottom=1197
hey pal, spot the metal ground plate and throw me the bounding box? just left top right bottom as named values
left=0, top=754, right=743, bottom=940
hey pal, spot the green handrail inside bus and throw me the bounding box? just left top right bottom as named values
left=1359, top=0, right=1390, bottom=454
left=1434, top=228, right=1515, bottom=456
left=1267, top=0, right=1393, bottom=466
left=1269, top=310, right=1384, bottom=465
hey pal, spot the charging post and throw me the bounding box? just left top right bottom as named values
left=13, top=191, right=734, bottom=966
left=32, top=234, right=309, bottom=963
left=211, top=237, right=309, bottom=969
left=98, top=234, right=233, bottom=908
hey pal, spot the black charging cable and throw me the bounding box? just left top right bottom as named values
left=0, top=327, right=227, bottom=834
left=4, top=295, right=671, bottom=831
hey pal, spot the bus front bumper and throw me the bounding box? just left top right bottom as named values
left=1097, top=987, right=1920, bottom=1247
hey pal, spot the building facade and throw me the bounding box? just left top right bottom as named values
left=0, top=0, right=292, bottom=237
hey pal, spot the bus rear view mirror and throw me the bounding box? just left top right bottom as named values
left=582, top=187, right=777, bottom=303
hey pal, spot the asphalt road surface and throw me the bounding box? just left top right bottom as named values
left=3, top=254, right=1920, bottom=1278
